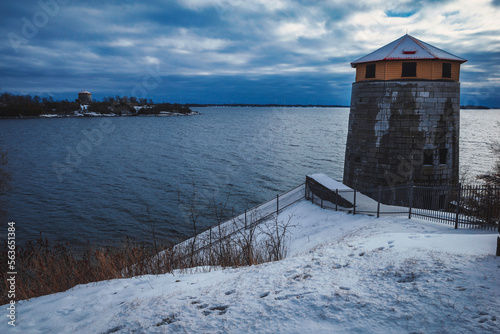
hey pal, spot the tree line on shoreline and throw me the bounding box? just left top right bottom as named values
left=0, top=93, right=193, bottom=117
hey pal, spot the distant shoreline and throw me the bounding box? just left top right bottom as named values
left=188, top=104, right=350, bottom=108
left=0, top=111, right=201, bottom=119
left=1, top=105, right=497, bottom=119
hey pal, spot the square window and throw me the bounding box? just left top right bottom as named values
left=402, top=62, right=417, bottom=77
left=365, top=64, right=376, bottom=78
left=439, top=148, right=448, bottom=164
left=423, top=149, right=433, bottom=165
left=442, top=63, right=452, bottom=78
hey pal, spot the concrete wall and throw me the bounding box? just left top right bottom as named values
left=343, top=81, right=460, bottom=191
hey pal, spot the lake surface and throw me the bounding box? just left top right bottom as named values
left=0, top=107, right=498, bottom=247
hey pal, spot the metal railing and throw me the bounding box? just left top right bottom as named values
left=175, top=183, right=306, bottom=255
left=175, top=179, right=498, bottom=262
left=306, top=181, right=499, bottom=231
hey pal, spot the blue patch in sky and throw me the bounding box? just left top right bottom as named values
left=443, top=11, right=460, bottom=17
left=385, top=10, right=417, bottom=18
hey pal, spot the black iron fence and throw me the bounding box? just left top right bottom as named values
left=306, top=181, right=500, bottom=231
left=177, top=180, right=499, bottom=260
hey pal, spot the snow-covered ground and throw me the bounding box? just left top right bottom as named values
left=2, top=200, right=499, bottom=333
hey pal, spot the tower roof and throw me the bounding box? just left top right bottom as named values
left=351, top=34, right=467, bottom=67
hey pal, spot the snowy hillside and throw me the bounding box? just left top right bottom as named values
left=3, top=200, right=499, bottom=333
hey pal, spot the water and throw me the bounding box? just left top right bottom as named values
left=0, top=107, right=498, bottom=247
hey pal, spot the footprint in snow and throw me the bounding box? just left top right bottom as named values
left=210, top=305, right=229, bottom=315
left=387, top=241, right=394, bottom=244
left=454, top=286, right=467, bottom=291
left=260, top=292, right=270, bottom=298
left=293, top=273, right=312, bottom=281
left=225, top=289, right=236, bottom=295
left=197, top=303, right=209, bottom=309
left=275, top=292, right=313, bottom=300
left=202, top=305, right=229, bottom=316
left=103, top=325, right=125, bottom=333
left=156, top=314, right=177, bottom=326
left=339, top=286, right=351, bottom=291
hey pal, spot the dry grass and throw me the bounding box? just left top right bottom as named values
left=0, top=236, right=175, bottom=304
left=1, top=214, right=296, bottom=304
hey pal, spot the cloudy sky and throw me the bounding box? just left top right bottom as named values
left=1, top=0, right=499, bottom=106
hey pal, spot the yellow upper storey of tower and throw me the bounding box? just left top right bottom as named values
left=351, top=34, right=466, bottom=83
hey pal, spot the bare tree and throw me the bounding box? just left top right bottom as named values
left=135, top=204, right=161, bottom=251
left=234, top=210, right=262, bottom=265
left=477, top=141, right=500, bottom=186
left=0, top=150, right=11, bottom=221
left=259, top=213, right=298, bottom=262
left=0, top=150, right=9, bottom=195
left=178, top=182, right=204, bottom=267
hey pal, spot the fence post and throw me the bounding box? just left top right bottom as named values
left=335, top=189, right=338, bottom=211
left=277, top=194, right=279, bottom=214
left=455, top=183, right=461, bottom=229
left=377, top=186, right=381, bottom=218
left=497, top=236, right=500, bottom=257
left=487, top=186, right=492, bottom=226
left=353, top=190, right=356, bottom=215
left=245, top=209, right=247, bottom=229
left=408, top=182, right=414, bottom=220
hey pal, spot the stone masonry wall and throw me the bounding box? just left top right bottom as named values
left=343, top=81, right=460, bottom=191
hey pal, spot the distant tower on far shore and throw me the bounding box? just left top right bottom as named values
left=78, top=90, right=92, bottom=104
left=343, top=34, right=467, bottom=191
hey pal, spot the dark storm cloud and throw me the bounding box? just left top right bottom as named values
left=0, top=0, right=499, bottom=106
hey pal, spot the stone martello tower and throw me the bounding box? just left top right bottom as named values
left=78, top=90, right=92, bottom=104
left=343, top=34, right=467, bottom=191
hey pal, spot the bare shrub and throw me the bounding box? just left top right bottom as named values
left=177, top=183, right=203, bottom=267
left=477, top=140, right=500, bottom=187
left=234, top=211, right=262, bottom=266
left=258, top=213, right=298, bottom=262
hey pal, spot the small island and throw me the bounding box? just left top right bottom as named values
left=0, top=92, right=197, bottom=118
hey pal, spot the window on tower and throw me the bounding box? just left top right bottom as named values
left=402, top=62, right=417, bottom=77
left=423, top=149, right=433, bottom=166
left=439, top=148, right=448, bottom=164
left=365, top=64, right=376, bottom=78
left=442, top=63, right=452, bottom=78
